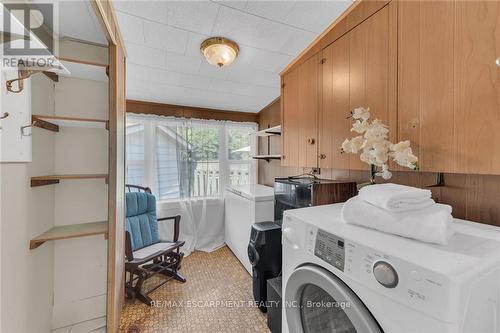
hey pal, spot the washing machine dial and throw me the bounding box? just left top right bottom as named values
left=373, top=261, right=398, bottom=288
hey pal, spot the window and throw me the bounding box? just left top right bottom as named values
left=125, top=123, right=144, bottom=186
left=228, top=127, right=253, bottom=186
left=126, top=115, right=257, bottom=200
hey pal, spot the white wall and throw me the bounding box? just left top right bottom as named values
left=1, top=74, right=55, bottom=332
left=52, top=76, right=108, bottom=329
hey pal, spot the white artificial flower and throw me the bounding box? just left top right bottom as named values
left=360, top=150, right=373, bottom=165
left=342, top=107, right=419, bottom=178
left=350, top=136, right=365, bottom=153
left=372, top=142, right=390, bottom=165
left=351, top=120, right=370, bottom=134
left=341, top=136, right=364, bottom=154
left=392, top=147, right=418, bottom=169
left=352, top=107, right=371, bottom=121
left=364, top=119, right=389, bottom=139
left=376, top=164, right=393, bottom=180
left=390, top=140, right=411, bottom=153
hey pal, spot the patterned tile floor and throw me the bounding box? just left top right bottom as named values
left=120, top=246, right=270, bottom=333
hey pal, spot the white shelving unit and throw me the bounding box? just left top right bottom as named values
left=253, top=125, right=281, bottom=137
left=252, top=124, right=282, bottom=162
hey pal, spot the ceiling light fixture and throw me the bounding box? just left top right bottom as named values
left=200, top=37, right=239, bottom=68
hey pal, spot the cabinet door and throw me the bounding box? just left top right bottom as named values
left=297, top=54, right=320, bottom=168
left=454, top=1, right=500, bottom=174
left=348, top=3, right=397, bottom=170
left=399, top=1, right=499, bottom=174
left=281, top=67, right=299, bottom=166
left=319, top=35, right=350, bottom=170
left=398, top=1, right=456, bottom=173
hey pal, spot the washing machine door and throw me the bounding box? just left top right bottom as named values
left=285, top=265, right=382, bottom=333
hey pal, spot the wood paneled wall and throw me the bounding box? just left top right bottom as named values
left=127, top=99, right=258, bottom=123
left=257, top=98, right=500, bottom=227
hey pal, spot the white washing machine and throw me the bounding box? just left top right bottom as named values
left=282, top=203, right=500, bottom=333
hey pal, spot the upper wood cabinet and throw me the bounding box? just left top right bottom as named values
left=282, top=0, right=499, bottom=175
left=281, top=67, right=299, bottom=167
left=282, top=54, right=319, bottom=168
left=319, top=34, right=350, bottom=170
left=298, top=53, right=320, bottom=168
left=347, top=3, right=397, bottom=170
left=285, top=2, right=396, bottom=170
left=398, top=0, right=500, bottom=175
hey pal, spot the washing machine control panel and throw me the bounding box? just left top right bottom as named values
left=304, top=224, right=453, bottom=322
left=313, top=228, right=345, bottom=272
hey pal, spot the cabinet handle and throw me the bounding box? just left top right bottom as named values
left=319, top=153, right=326, bottom=159
left=307, top=138, right=315, bottom=145
left=496, top=57, right=500, bottom=67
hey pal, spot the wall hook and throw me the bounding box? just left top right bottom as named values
left=20, top=124, right=33, bottom=137
left=427, top=172, right=445, bottom=187
left=6, top=69, right=37, bottom=93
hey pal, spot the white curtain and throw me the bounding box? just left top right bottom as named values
left=126, top=114, right=258, bottom=255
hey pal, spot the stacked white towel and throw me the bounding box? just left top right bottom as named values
left=342, top=183, right=454, bottom=245
left=359, top=183, right=434, bottom=212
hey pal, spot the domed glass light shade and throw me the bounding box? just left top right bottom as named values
left=200, top=37, right=239, bottom=68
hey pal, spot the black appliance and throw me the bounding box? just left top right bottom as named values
left=248, top=221, right=281, bottom=313
left=267, top=276, right=282, bottom=333
left=274, top=177, right=357, bottom=225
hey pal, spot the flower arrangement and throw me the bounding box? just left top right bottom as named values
left=341, top=107, right=418, bottom=181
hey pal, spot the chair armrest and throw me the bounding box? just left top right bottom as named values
left=125, top=231, right=134, bottom=261
left=157, top=215, right=181, bottom=242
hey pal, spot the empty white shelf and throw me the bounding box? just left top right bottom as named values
left=254, top=125, right=281, bottom=137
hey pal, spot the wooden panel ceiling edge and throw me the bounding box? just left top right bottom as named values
left=280, top=0, right=390, bottom=76
left=126, top=99, right=259, bottom=123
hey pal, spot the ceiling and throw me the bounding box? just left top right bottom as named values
left=74, top=0, right=352, bottom=113
left=58, top=1, right=108, bottom=45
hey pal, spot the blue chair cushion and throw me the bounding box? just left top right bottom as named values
left=125, top=192, right=160, bottom=251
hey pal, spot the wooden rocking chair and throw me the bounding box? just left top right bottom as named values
left=125, top=185, right=186, bottom=305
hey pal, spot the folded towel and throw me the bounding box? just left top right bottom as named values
left=341, top=196, right=454, bottom=245
left=359, top=183, right=434, bottom=212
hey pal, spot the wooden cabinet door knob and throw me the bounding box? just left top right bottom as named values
left=319, top=153, right=326, bottom=159
left=307, top=138, right=315, bottom=144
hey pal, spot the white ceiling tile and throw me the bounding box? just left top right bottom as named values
left=127, top=90, right=152, bottom=102
left=208, top=78, right=250, bottom=95
left=236, top=45, right=293, bottom=72
left=284, top=1, right=352, bottom=33
left=137, top=1, right=168, bottom=24
left=213, top=0, right=248, bottom=11
left=165, top=52, right=202, bottom=75
left=278, top=28, right=316, bottom=56
left=166, top=1, right=220, bottom=35
left=113, top=1, right=137, bottom=15
left=126, top=63, right=152, bottom=82
left=244, top=1, right=296, bottom=23
left=144, top=21, right=189, bottom=54
left=115, top=11, right=145, bottom=44
left=198, top=61, right=231, bottom=80
left=185, top=32, right=209, bottom=57
left=59, top=1, right=107, bottom=44
left=126, top=43, right=165, bottom=68
left=211, top=6, right=264, bottom=47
